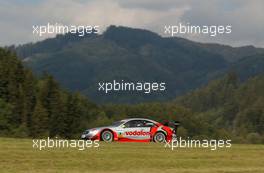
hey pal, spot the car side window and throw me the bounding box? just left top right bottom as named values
left=142, top=120, right=155, bottom=127
left=124, top=120, right=144, bottom=128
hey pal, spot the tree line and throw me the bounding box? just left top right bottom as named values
left=0, top=48, right=263, bottom=143
left=0, top=48, right=102, bottom=138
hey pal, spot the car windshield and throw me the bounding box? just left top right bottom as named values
left=111, top=121, right=124, bottom=127
left=83, top=130, right=89, bottom=134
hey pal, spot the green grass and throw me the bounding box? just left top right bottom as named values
left=0, top=138, right=263, bottom=173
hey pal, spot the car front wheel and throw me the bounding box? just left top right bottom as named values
left=153, top=132, right=166, bottom=143
left=101, top=130, right=113, bottom=142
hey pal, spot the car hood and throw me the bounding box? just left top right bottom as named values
left=88, top=126, right=116, bottom=131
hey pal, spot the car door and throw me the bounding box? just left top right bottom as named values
left=122, top=120, right=152, bottom=141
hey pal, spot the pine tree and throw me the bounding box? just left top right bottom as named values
left=0, top=98, right=13, bottom=134
left=64, top=93, right=82, bottom=138
left=39, top=75, right=64, bottom=137
left=22, top=70, right=36, bottom=131
left=31, top=99, right=49, bottom=137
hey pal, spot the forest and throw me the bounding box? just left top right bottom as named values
left=0, top=48, right=263, bottom=143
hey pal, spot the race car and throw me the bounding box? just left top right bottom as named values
left=81, top=118, right=180, bottom=143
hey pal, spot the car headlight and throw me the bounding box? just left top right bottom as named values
left=89, top=129, right=99, bottom=135
left=81, top=134, right=86, bottom=138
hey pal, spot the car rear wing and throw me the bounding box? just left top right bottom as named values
left=163, top=121, right=180, bottom=134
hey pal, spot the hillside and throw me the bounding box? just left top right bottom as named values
left=173, top=73, right=264, bottom=141
left=102, top=73, right=264, bottom=142
left=1, top=48, right=263, bottom=142
left=14, top=25, right=264, bottom=103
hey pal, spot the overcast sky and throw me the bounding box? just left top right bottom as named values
left=0, top=0, right=263, bottom=47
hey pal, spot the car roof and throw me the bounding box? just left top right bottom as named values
left=121, top=118, right=159, bottom=124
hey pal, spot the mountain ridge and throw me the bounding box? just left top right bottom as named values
left=12, top=25, right=264, bottom=103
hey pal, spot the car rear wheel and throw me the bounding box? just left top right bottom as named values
left=101, top=130, right=113, bottom=142
left=153, top=132, right=166, bottom=143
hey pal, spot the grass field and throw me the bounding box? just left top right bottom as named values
left=0, top=138, right=263, bottom=173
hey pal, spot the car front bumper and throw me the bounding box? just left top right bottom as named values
left=81, top=134, right=100, bottom=140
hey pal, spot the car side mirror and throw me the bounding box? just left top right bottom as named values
left=146, top=122, right=154, bottom=127
left=121, top=124, right=126, bottom=128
